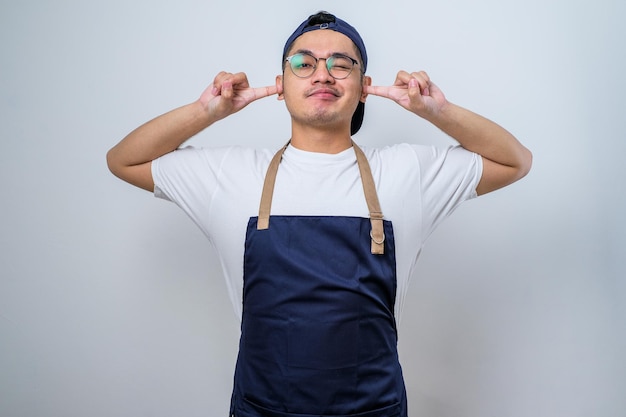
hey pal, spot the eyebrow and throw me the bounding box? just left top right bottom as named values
left=294, top=49, right=358, bottom=61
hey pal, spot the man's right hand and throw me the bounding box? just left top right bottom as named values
left=107, top=72, right=278, bottom=192
left=200, top=71, right=278, bottom=123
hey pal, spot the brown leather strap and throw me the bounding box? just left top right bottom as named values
left=351, top=141, right=385, bottom=255
left=257, top=141, right=385, bottom=255
left=257, top=142, right=289, bottom=230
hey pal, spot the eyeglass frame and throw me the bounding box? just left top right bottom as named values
left=284, top=51, right=362, bottom=80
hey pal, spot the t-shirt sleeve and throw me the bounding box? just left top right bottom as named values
left=151, top=146, right=233, bottom=237
left=412, top=144, right=483, bottom=240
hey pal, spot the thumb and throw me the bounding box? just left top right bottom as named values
left=408, top=78, right=421, bottom=97
left=409, top=78, right=430, bottom=97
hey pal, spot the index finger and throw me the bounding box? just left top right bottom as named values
left=364, top=85, right=394, bottom=98
left=252, top=85, right=278, bottom=100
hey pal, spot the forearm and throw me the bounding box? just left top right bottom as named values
left=428, top=102, right=530, bottom=169
left=424, top=102, right=532, bottom=195
left=107, top=72, right=277, bottom=191
left=366, top=72, right=532, bottom=194
left=107, top=100, right=213, bottom=170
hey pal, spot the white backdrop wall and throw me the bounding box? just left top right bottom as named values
left=1, top=1, right=624, bottom=416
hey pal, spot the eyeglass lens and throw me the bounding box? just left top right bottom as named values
left=289, top=53, right=354, bottom=79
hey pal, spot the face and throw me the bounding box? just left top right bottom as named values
left=277, top=30, right=370, bottom=133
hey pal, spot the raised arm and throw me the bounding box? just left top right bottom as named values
left=106, top=72, right=278, bottom=191
left=365, top=71, right=532, bottom=195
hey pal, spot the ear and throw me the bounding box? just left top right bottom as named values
left=276, top=75, right=284, bottom=100
left=360, top=75, right=372, bottom=103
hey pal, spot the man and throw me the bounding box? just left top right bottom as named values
left=107, top=11, right=531, bottom=417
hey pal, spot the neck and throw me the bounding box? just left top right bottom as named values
left=289, top=123, right=353, bottom=154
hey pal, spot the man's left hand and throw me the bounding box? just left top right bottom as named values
left=365, top=71, right=447, bottom=120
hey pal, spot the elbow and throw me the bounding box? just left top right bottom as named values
left=105, top=145, right=155, bottom=192
left=106, top=147, right=121, bottom=178
left=106, top=146, right=131, bottom=182
left=517, top=147, right=533, bottom=180
left=476, top=146, right=533, bottom=196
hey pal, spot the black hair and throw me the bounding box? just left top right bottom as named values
left=305, top=11, right=336, bottom=27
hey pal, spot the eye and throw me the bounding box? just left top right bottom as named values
left=291, top=54, right=314, bottom=69
left=328, top=56, right=353, bottom=70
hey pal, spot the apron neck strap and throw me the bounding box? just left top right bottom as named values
left=257, top=141, right=386, bottom=255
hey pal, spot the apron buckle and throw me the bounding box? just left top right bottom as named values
left=370, top=214, right=385, bottom=255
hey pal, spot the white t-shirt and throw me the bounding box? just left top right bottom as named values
left=152, top=143, right=482, bottom=322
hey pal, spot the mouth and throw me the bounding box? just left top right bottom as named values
left=306, top=88, right=341, bottom=99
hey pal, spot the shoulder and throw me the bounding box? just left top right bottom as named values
left=361, top=142, right=476, bottom=161
left=152, top=145, right=277, bottom=200
left=360, top=143, right=479, bottom=174
left=154, top=145, right=277, bottom=176
left=158, top=144, right=273, bottom=163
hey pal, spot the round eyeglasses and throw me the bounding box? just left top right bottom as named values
left=285, top=52, right=359, bottom=80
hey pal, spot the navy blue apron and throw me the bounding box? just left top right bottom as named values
left=230, top=142, right=407, bottom=417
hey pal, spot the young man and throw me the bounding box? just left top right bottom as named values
left=107, top=11, right=531, bottom=417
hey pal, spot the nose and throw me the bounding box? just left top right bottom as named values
left=311, top=58, right=334, bottom=83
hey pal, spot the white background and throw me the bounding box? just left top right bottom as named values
left=1, top=1, right=624, bottom=416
